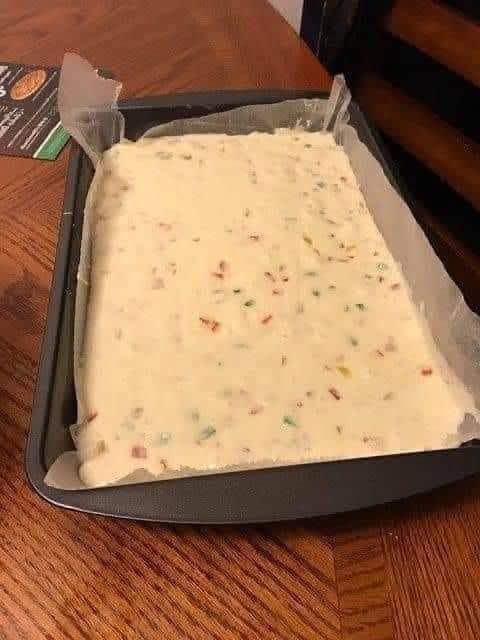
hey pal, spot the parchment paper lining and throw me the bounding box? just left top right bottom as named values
left=45, top=54, right=480, bottom=489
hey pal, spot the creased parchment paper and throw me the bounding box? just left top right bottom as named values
left=45, top=53, right=480, bottom=489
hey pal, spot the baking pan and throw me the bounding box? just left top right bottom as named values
left=26, top=90, right=480, bottom=523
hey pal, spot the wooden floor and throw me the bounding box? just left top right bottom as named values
left=1, top=2, right=480, bottom=639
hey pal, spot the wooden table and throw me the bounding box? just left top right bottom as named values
left=1, top=1, right=479, bottom=638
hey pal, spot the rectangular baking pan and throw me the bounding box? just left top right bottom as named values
left=26, top=90, right=480, bottom=523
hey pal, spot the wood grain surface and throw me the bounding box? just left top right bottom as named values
left=0, top=1, right=479, bottom=639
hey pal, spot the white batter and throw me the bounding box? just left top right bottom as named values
left=78, top=131, right=472, bottom=487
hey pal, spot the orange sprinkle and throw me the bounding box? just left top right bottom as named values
left=249, top=406, right=263, bottom=415
left=272, top=289, right=282, bottom=295
left=249, top=234, right=260, bottom=241
left=199, top=317, right=221, bottom=332
left=131, top=445, right=147, bottom=459
left=212, top=272, right=224, bottom=279
left=375, top=350, right=385, bottom=358
left=391, top=283, right=401, bottom=290
left=262, top=314, right=273, bottom=325
left=281, top=276, right=289, bottom=282
left=328, top=387, right=341, bottom=400
left=421, top=368, right=433, bottom=376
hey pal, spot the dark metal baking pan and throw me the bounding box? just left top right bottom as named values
left=26, top=90, right=480, bottom=523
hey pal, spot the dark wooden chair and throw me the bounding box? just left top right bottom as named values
left=302, top=0, right=480, bottom=309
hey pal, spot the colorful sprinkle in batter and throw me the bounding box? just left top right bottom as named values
left=78, top=131, right=471, bottom=487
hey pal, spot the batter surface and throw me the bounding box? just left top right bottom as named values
left=78, top=131, right=470, bottom=487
